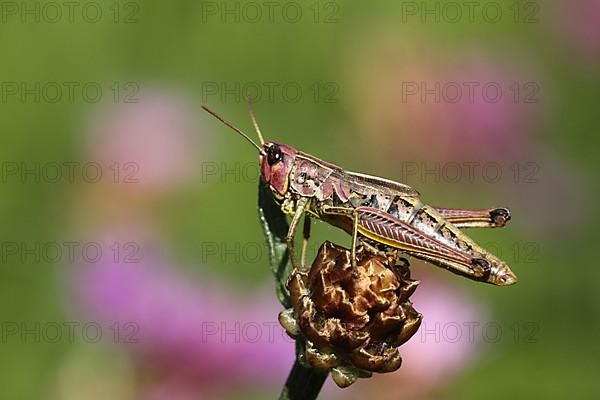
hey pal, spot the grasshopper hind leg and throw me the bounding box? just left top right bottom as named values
left=433, top=206, right=512, bottom=228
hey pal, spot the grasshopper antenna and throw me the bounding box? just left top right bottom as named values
left=244, top=94, right=265, bottom=146
left=201, top=105, right=265, bottom=155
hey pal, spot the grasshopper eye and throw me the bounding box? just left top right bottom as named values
left=267, top=144, right=283, bottom=166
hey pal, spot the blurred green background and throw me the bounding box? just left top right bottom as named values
left=1, top=0, right=599, bottom=399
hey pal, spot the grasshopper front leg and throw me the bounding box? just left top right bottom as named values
left=351, top=211, right=359, bottom=268
left=286, top=197, right=310, bottom=272
left=301, top=214, right=311, bottom=271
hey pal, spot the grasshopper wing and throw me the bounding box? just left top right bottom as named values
left=343, top=171, right=420, bottom=197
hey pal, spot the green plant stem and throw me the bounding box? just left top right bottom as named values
left=259, top=183, right=328, bottom=399
left=279, top=359, right=328, bottom=400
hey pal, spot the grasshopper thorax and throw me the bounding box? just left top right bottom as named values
left=260, top=141, right=297, bottom=199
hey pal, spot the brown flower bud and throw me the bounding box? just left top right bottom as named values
left=279, top=241, right=422, bottom=388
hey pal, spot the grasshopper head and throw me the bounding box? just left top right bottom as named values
left=260, top=141, right=296, bottom=198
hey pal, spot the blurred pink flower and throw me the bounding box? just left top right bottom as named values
left=553, top=0, right=600, bottom=63
left=85, top=89, right=204, bottom=192
left=352, top=44, right=540, bottom=164
left=69, top=229, right=294, bottom=399
left=68, top=227, right=485, bottom=400
left=402, top=276, right=483, bottom=382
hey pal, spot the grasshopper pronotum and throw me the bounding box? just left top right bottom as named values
left=202, top=103, right=517, bottom=286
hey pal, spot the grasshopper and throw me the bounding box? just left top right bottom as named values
left=202, top=103, right=517, bottom=286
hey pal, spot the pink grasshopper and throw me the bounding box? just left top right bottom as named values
left=202, top=104, right=517, bottom=286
